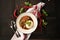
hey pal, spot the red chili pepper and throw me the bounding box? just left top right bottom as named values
left=37, top=12, right=42, bottom=32
left=13, top=6, right=31, bottom=18
left=13, top=9, right=18, bottom=18
left=38, top=5, right=43, bottom=32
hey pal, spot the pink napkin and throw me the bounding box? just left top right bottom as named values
left=26, top=2, right=45, bottom=17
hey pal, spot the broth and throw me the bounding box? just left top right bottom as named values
left=19, top=16, right=34, bottom=30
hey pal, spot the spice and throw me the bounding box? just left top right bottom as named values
left=24, top=2, right=29, bottom=6
left=19, top=8, right=24, bottom=13
left=13, top=9, right=18, bottom=18
left=23, top=6, right=31, bottom=9
left=42, top=9, right=48, bottom=16
left=42, top=19, right=48, bottom=26
left=29, top=3, right=32, bottom=6
left=37, top=12, right=42, bottom=32
left=24, top=2, right=32, bottom=6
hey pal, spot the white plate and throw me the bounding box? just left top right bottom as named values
left=16, top=13, right=38, bottom=34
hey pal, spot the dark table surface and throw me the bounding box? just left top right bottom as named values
left=0, top=0, right=59, bottom=40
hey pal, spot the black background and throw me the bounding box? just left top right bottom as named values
left=0, top=0, right=59, bottom=40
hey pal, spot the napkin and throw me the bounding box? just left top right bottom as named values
left=26, top=2, right=45, bottom=17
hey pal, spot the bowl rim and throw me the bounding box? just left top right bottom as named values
left=16, top=12, right=38, bottom=34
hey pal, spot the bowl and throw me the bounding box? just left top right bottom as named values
left=16, top=13, right=38, bottom=34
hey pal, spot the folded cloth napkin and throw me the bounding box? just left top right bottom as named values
left=26, top=2, right=45, bottom=17
left=11, top=2, right=45, bottom=40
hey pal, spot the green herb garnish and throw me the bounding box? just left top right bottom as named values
left=19, top=8, right=24, bottom=13
left=42, top=19, right=48, bottom=26
left=24, top=2, right=29, bottom=6
left=24, top=2, right=32, bottom=6
left=25, top=21, right=31, bottom=26
left=42, top=9, right=48, bottom=16
left=29, top=3, right=32, bottom=6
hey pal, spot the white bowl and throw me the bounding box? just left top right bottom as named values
left=16, top=13, right=38, bottom=34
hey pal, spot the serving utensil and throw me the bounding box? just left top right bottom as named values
left=10, top=20, right=20, bottom=37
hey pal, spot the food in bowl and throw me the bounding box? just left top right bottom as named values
left=19, top=16, right=34, bottom=30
